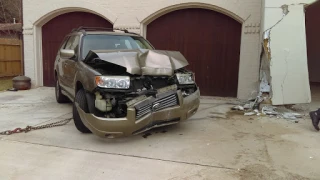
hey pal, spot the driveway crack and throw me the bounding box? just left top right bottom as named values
left=3, top=139, right=238, bottom=171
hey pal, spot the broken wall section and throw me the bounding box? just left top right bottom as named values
left=261, top=0, right=316, bottom=105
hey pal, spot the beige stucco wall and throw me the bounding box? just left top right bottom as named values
left=262, top=0, right=316, bottom=105
left=23, top=0, right=263, bottom=99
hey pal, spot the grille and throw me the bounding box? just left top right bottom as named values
left=153, top=93, right=178, bottom=111
left=136, top=103, right=152, bottom=120
left=135, top=92, right=178, bottom=120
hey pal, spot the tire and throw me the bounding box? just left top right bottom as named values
left=55, top=79, right=69, bottom=103
left=73, top=89, right=92, bottom=133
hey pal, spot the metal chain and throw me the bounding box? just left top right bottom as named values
left=0, top=118, right=73, bottom=135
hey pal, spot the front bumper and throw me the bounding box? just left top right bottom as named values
left=76, top=89, right=200, bottom=138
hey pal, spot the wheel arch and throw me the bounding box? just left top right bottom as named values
left=75, top=81, right=84, bottom=94
left=54, top=70, right=58, bottom=81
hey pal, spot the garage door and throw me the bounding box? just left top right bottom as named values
left=42, top=12, right=113, bottom=87
left=306, top=1, right=320, bottom=83
left=147, top=8, right=242, bottom=97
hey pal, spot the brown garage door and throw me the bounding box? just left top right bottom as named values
left=147, top=8, right=242, bottom=97
left=42, top=12, right=113, bottom=87
left=306, top=1, right=320, bottom=83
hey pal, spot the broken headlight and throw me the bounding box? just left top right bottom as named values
left=95, top=76, right=130, bottom=89
left=176, top=73, right=195, bottom=85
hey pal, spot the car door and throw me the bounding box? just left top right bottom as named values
left=57, top=36, right=70, bottom=91
left=62, top=35, right=80, bottom=97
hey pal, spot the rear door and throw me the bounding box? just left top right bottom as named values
left=62, top=35, right=80, bottom=97
left=56, top=36, right=70, bottom=91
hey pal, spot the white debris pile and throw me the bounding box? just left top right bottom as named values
left=232, top=95, right=264, bottom=113
left=232, top=96, right=303, bottom=121
left=262, top=106, right=303, bottom=120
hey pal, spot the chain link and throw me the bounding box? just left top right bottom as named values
left=0, top=118, right=73, bottom=135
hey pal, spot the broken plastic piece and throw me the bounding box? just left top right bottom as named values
left=232, top=105, right=244, bottom=111
left=244, top=112, right=256, bottom=116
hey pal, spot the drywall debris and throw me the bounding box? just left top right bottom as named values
left=263, top=31, right=271, bottom=60
left=244, top=109, right=260, bottom=116
left=281, top=112, right=303, bottom=120
left=262, top=106, right=279, bottom=115
left=234, top=95, right=266, bottom=111
left=232, top=102, right=303, bottom=121
left=232, top=105, right=244, bottom=111
left=260, top=72, right=271, bottom=93
left=243, top=102, right=255, bottom=109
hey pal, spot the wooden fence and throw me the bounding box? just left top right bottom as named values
left=0, top=38, right=23, bottom=77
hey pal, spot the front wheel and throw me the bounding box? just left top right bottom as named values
left=73, top=89, right=92, bottom=133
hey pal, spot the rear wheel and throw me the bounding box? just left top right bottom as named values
left=55, top=79, right=69, bottom=103
left=73, top=89, right=92, bottom=133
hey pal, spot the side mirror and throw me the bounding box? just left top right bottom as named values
left=60, top=49, right=75, bottom=59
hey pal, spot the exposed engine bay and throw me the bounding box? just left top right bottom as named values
left=83, top=50, right=198, bottom=119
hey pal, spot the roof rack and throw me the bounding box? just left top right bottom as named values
left=126, top=32, right=141, bottom=36
left=70, top=27, right=142, bottom=37
left=71, top=27, right=130, bottom=34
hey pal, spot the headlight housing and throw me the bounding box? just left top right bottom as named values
left=95, top=76, right=130, bottom=89
left=176, top=73, right=195, bottom=85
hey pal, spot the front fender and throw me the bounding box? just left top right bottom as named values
left=74, top=61, right=101, bottom=92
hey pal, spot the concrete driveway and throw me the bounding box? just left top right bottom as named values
left=0, top=87, right=319, bottom=180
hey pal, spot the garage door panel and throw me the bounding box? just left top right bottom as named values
left=147, top=8, right=241, bottom=97
left=42, top=12, right=113, bottom=87
left=306, top=1, right=320, bottom=83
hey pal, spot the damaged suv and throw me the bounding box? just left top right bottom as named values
left=54, top=27, right=200, bottom=138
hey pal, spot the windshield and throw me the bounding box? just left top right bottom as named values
left=81, top=34, right=154, bottom=58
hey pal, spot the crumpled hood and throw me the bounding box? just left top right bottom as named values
left=84, top=49, right=189, bottom=76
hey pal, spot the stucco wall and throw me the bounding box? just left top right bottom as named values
left=23, top=0, right=263, bottom=99
left=262, top=0, right=316, bottom=105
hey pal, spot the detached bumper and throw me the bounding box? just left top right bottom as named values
left=76, top=89, right=200, bottom=138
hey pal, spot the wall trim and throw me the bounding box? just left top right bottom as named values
left=140, top=2, right=244, bottom=25
left=34, top=7, right=115, bottom=26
